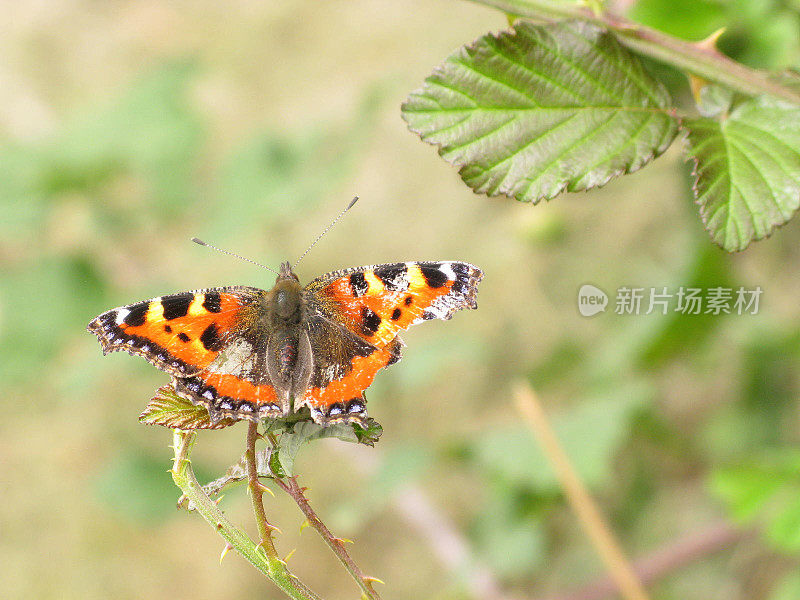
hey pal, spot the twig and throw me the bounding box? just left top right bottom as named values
left=514, top=383, right=650, bottom=600
left=549, top=520, right=744, bottom=600
left=171, top=429, right=322, bottom=600
left=466, top=0, right=800, bottom=105
left=246, top=422, right=280, bottom=558
left=273, top=472, right=383, bottom=600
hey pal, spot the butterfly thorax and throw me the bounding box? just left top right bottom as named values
left=270, top=278, right=303, bottom=324
left=248, top=263, right=314, bottom=406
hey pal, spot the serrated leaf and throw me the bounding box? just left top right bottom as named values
left=352, top=418, right=383, bottom=446
left=687, top=94, right=800, bottom=251
left=139, top=386, right=237, bottom=430
left=402, top=19, right=677, bottom=203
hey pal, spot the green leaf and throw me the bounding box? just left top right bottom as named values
left=277, top=421, right=361, bottom=477
left=687, top=94, right=800, bottom=251
left=138, top=386, right=237, bottom=430
left=402, top=20, right=677, bottom=203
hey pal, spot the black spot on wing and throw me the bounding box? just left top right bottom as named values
left=360, top=306, right=382, bottom=336
left=404, top=296, right=413, bottom=306
left=162, top=293, right=193, bottom=320
left=203, top=292, right=222, bottom=313
left=123, top=302, right=148, bottom=327
left=387, top=340, right=402, bottom=365
left=200, top=323, right=223, bottom=351
left=374, top=263, right=408, bottom=291
left=452, top=262, right=469, bottom=276
left=164, top=325, right=172, bottom=333
left=452, top=280, right=468, bottom=295
left=178, top=332, right=190, bottom=343
left=420, top=265, right=448, bottom=289
left=349, top=272, right=369, bottom=297
left=391, top=308, right=402, bottom=321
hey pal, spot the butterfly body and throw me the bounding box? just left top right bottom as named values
left=88, top=260, right=483, bottom=427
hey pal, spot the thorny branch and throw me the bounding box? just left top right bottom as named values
left=467, top=0, right=800, bottom=105
left=171, top=429, right=321, bottom=600
left=267, top=433, right=384, bottom=600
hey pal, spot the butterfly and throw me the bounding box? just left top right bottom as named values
left=88, top=256, right=483, bottom=427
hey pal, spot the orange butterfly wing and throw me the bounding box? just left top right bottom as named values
left=299, top=261, right=483, bottom=422
left=88, top=287, right=280, bottom=421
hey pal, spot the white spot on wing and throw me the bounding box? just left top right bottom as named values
left=439, top=262, right=456, bottom=281
left=115, top=309, right=130, bottom=325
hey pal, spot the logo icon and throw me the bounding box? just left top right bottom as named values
left=578, top=284, right=608, bottom=317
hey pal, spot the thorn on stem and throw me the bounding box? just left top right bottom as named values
left=363, top=576, right=385, bottom=586
left=283, top=548, right=297, bottom=563
left=257, top=482, right=275, bottom=497
left=333, top=537, right=354, bottom=546
left=299, top=520, right=311, bottom=533
left=695, top=28, right=726, bottom=53
left=220, top=543, right=234, bottom=564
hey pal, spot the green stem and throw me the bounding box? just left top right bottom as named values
left=170, top=430, right=322, bottom=600
left=466, top=0, right=800, bottom=105
left=245, top=422, right=280, bottom=558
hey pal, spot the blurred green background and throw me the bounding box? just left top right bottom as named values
left=2, top=1, right=800, bottom=599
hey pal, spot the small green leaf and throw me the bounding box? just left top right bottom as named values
left=352, top=419, right=383, bottom=446
left=687, top=94, right=800, bottom=251
left=138, top=386, right=237, bottom=430
left=270, top=447, right=287, bottom=479
left=402, top=20, right=677, bottom=203
left=277, top=421, right=362, bottom=477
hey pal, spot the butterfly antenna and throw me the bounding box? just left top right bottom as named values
left=293, top=196, right=359, bottom=269
left=191, top=237, right=280, bottom=276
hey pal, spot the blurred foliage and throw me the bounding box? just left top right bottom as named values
left=631, top=0, right=800, bottom=70
left=712, top=451, right=800, bottom=551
